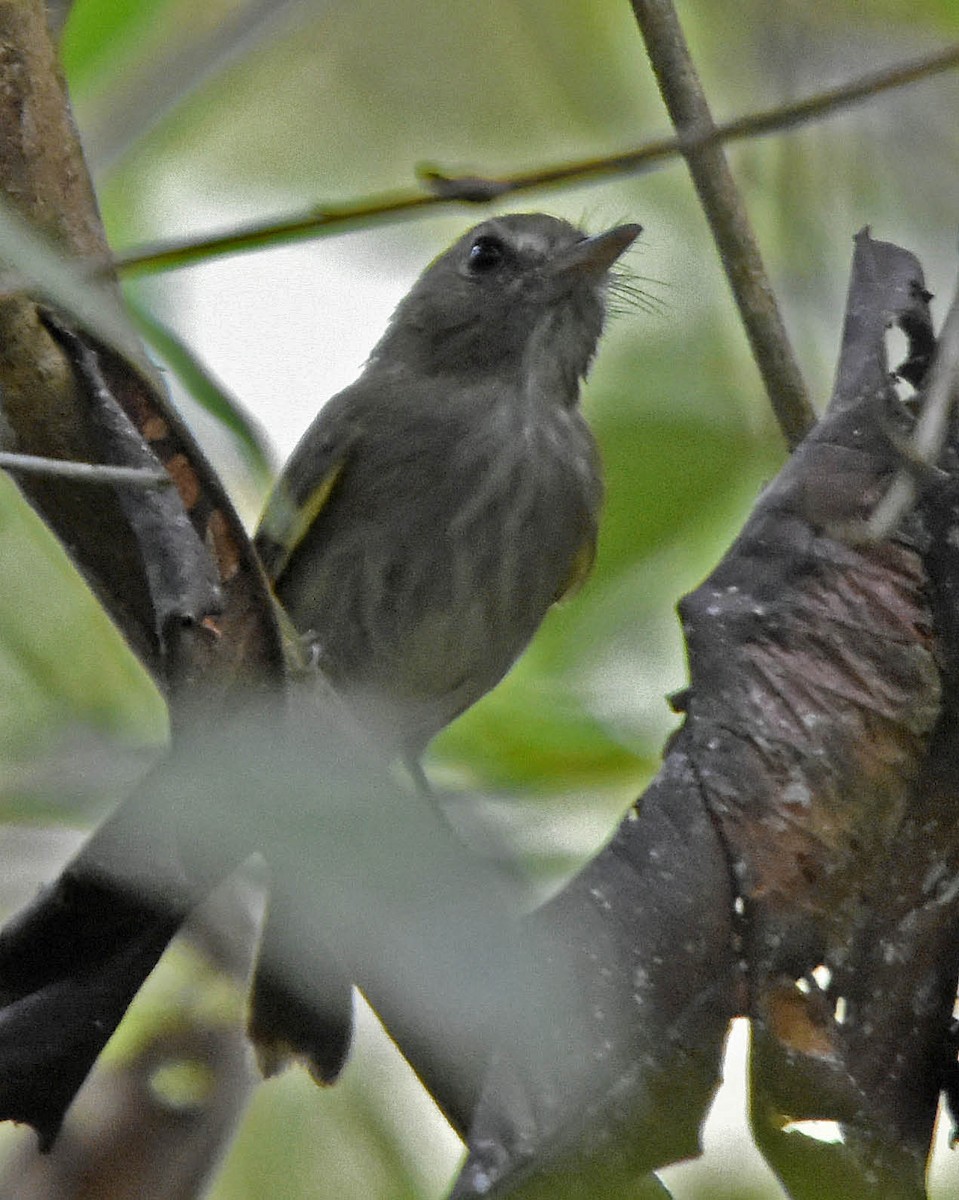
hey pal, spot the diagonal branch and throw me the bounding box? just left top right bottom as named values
left=629, top=0, right=814, bottom=447
left=111, top=41, right=959, bottom=282
left=87, top=0, right=317, bottom=174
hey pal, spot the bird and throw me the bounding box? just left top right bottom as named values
left=255, top=212, right=642, bottom=768
left=0, top=216, right=642, bottom=1151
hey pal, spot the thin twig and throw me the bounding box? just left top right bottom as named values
left=88, top=0, right=320, bottom=174
left=111, top=42, right=959, bottom=281
left=0, top=451, right=171, bottom=488
left=867, top=285, right=959, bottom=540
left=629, top=0, right=814, bottom=447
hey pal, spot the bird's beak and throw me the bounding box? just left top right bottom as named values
left=551, top=223, right=643, bottom=279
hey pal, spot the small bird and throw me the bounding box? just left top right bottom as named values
left=255, top=213, right=641, bottom=766
left=0, top=217, right=644, bottom=1146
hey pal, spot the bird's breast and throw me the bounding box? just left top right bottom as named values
left=279, top=389, right=600, bottom=749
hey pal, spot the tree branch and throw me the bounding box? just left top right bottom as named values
left=111, top=41, right=959, bottom=279
left=629, top=0, right=813, bottom=447
left=86, top=0, right=314, bottom=174
left=0, top=451, right=170, bottom=488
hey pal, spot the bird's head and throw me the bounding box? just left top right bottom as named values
left=372, top=213, right=642, bottom=386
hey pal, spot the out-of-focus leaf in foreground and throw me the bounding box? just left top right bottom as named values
left=0, top=471, right=165, bottom=770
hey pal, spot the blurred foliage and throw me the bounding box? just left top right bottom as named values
left=0, top=473, right=165, bottom=768
left=0, top=0, right=956, bottom=1196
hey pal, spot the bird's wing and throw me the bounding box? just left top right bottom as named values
left=554, top=531, right=597, bottom=603
left=553, top=435, right=603, bottom=603
left=254, top=391, right=361, bottom=584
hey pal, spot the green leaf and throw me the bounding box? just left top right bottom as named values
left=431, top=676, right=655, bottom=795
left=61, top=0, right=171, bottom=99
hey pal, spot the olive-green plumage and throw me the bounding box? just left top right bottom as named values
left=255, top=213, right=640, bottom=757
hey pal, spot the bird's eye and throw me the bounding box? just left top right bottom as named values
left=467, top=235, right=506, bottom=273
